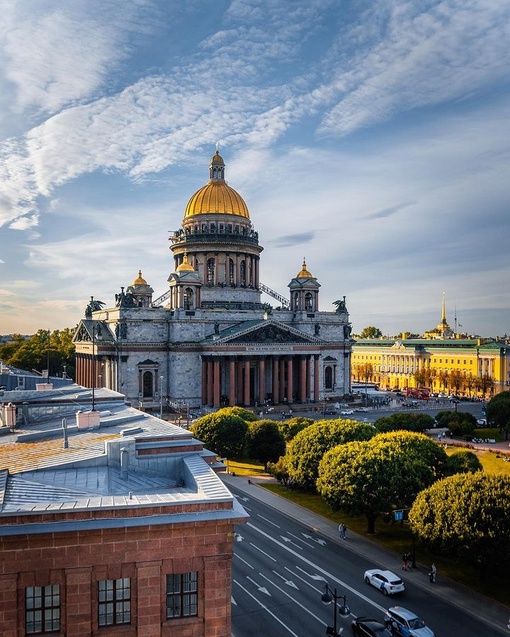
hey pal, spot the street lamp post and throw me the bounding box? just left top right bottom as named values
left=160, top=376, right=164, bottom=419
left=321, top=584, right=349, bottom=636
left=91, top=326, right=96, bottom=411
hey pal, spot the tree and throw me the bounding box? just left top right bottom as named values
left=246, top=420, right=286, bottom=470
left=191, top=411, right=248, bottom=457
left=445, top=450, right=483, bottom=476
left=317, top=438, right=436, bottom=534
left=267, top=456, right=290, bottom=487
left=486, top=391, right=510, bottom=439
left=359, top=326, right=383, bottom=339
left=223, top=406, right=258, bottom=422
left=449, top=369, right=463, bottom=395
left=409, top=473, right=510, bottom=575
left=374, top=412, right=434, bottom=433
left=434, top=410, right=476, bottom=437
left=286, top=419, right=376, bottom=490
left=277, top=416, right=314, bottom=442
left=438, top=369, right=450, bottom=392
left=371, top=430, right=448, bottom=481
left=0, top=328, right=76, bottom=378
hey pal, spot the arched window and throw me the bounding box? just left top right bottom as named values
left=294, top=291, right=300, bottom=310
left=324, top=366, right=333, bottom=390
left=142, top=371, right=153, bottom=398
left=240, top=260, right=246, bottom=286
left=305, top=292, right=313, bottom=311
left=229, top=258, right=235, bottom=285
left=207, top=258, right=215, bottom=285
left=183, top=287, right=193, bottom=310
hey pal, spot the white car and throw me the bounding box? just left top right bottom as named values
left=355, top=407, right=369, bottom=412
left=384, top=606, right=434, bottom=637
left=364, top=569, right=405, bottom=596
left=340, top=409, right=354, bottom=416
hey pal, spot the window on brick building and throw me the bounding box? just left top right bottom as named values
left=25, top=584, right=60, bottom=634
left=98, top=578, right=131, bottom=627
left=166, top=572, right=198, bottom=619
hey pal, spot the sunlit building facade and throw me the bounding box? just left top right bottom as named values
left=352, top=338, right=510, bottom=397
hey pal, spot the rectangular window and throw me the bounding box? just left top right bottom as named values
left=166, top=572, right=198, bottom=619
left=26, top=585, right=60, bottom=634
left=98, top=578, right=131, bottom=627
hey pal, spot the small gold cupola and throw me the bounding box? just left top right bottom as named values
left=176, top=252, right=195, bottom=272
left=296, top=258, right=313, bottom=278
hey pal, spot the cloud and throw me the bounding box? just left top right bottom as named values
left=318, top=1, right=510, bottom=136
left=0, top=1, right=157, bottom=116
left=270, top=232, right=316, bottom=248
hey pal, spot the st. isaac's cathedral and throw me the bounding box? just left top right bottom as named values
left=73, top=150, right=353, bottom=411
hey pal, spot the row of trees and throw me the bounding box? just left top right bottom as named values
left=190, top=396, right=509, bottom=573
left=0, top=329, right=76, bottom=378
left=413, top=368, right=494, bottom=397
left=191, top=407, right=290, bottom=470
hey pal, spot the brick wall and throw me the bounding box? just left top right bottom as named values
left=0, top=519, right=235, bottom=637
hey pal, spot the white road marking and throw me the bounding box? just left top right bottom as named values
left=257, top=514, right=281, bottom=528
left=234, top=553, right=254, bottom=569
left=250, top=542, right=277, bottom=562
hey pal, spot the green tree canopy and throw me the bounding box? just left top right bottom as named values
left=0, top=328, right=76, bottom=378
left=372, top=430, right=448, bottom=482
left=434, top=410, right=476, bottom=437
left=317, top=439, right=434, bottom=533
left=277, top=416, right=314, bottom=442
left=409, top=473, right=510, bottom=574
left=191, top=412, right=248, bottom=458
left=246, top=420, right=286, bottom=470
left=286, top=419, right=376, bottom=490
left=445, top=450, right=483, bottom=476
left=359, top=326, right=383, bottom=339
left=486, top=391, right=510, bottom=438
left=374, top=412, right=434, bottom=433
left=221, top=406, right=259, bottom=422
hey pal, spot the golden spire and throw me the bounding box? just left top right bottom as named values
left=296, top=258, right=313, bottom=278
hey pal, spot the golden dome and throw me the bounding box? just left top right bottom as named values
left=296, top=259, right=313, bottom=278
left=133, top=270, right=148, bottom=285
left=184, top=181, right=250, bottom=218
left=183, top=150, right=250, bottom=219
left=176, top=252, right=195, bottom=272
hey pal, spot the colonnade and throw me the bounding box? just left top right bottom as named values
left=76, top=354, right=116, bottom=390
left=201, top=354, right=320, bottom=408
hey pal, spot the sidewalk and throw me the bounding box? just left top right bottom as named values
left=223, top=473, right=510, bottom=636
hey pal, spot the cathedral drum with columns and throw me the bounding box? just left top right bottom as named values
left=73, top=150, right=353, bottom=412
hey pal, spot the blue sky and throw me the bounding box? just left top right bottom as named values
left=1, top=0, right=509, bottom=338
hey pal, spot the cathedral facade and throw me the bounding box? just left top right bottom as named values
left=74, top=150, right=353, bottom=411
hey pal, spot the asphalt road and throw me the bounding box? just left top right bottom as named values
left=229, top=481, right=508, bottom=637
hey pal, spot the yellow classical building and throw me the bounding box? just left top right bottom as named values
left=352, top=338, right=510, bottom=397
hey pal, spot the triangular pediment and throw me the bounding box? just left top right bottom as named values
left=224, top=321, right=319, bottom=345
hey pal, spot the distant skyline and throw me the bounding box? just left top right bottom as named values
left=1, top=1, right=509, bottom=338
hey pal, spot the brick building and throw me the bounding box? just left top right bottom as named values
left=0, top=384, right=247, bottom=636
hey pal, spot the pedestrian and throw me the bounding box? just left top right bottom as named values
left=429, top=563, right=437, bottom=583
left=338, top=523, right=346, bottom=539
left=402, top=553, right=408, bottom=570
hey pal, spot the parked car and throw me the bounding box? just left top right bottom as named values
left=352, top=617, right=392, bottom=637
left=355, top=407, right=369, bottom=412
left=384, top=606, right=434, bottom=637
left=340, top=409, right=354, bottom=416
left=323, top=407, right=337, bottom=415
left=364, top=569, right=405, bottom=596
left=476, top=418, right=487, bottom=426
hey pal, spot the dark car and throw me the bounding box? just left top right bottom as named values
left=323, top=407, right=337, bottom=415
left=352, top=617, right=392, bottom=637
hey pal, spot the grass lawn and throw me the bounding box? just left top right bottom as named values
left=232, top=455, right=510, bottom=606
